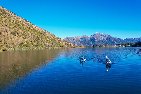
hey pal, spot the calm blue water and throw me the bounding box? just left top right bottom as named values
left=1, top=48, right=141, bottom=94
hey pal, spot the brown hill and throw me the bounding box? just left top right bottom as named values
left=0, top=6, right=74, bottom=51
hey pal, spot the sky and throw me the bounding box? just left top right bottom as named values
left=0, top=0, right=141, bottom=39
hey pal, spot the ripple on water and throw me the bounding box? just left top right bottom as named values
left=1, top=47, right=141, bottom=94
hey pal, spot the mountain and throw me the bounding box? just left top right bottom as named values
left=90, top=33, right=123, bottom=45
left=64, top=35, right=91, bottom=47
left=64, top=33, right=141, bottom=47
left=0, top=7, right=74, bottom=51
left=123, top=38, right=141, bottom=43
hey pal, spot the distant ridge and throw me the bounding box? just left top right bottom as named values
left=0, top=6, right=74, bottom=51
left=64, top=33, right=141, bottom=47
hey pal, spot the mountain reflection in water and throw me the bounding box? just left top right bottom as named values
left=0, top=49, right=61, bottom=90
left=1, top=47, right=141, bottom=94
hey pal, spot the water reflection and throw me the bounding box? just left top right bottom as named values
left=79, top=55, right=113, bottom=71
left=0, top=49, right=61, bottom=90
left=105, top=63, right=111, bottom=71
left=1, top=48, right=141, bottom=94
left=78, top=47, right=141, bottom=71
left=137, top=49, right=141, bottom=55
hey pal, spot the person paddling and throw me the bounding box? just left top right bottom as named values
left=105, top=56, right=112, bottom=71
left=106, top=56, right=111, bottom=64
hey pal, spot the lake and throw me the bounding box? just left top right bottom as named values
left=0, top=47, right=141, bottom=94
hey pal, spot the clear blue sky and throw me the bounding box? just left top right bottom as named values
left=0, top=0, right=141, bottom=39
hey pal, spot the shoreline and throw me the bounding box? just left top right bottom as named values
left=1, top=46, right=141, bottom=52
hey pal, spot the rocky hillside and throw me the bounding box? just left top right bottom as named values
left=64, top=33, right=141, bottom=47
left=0, top=6, right=74, bottom=51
